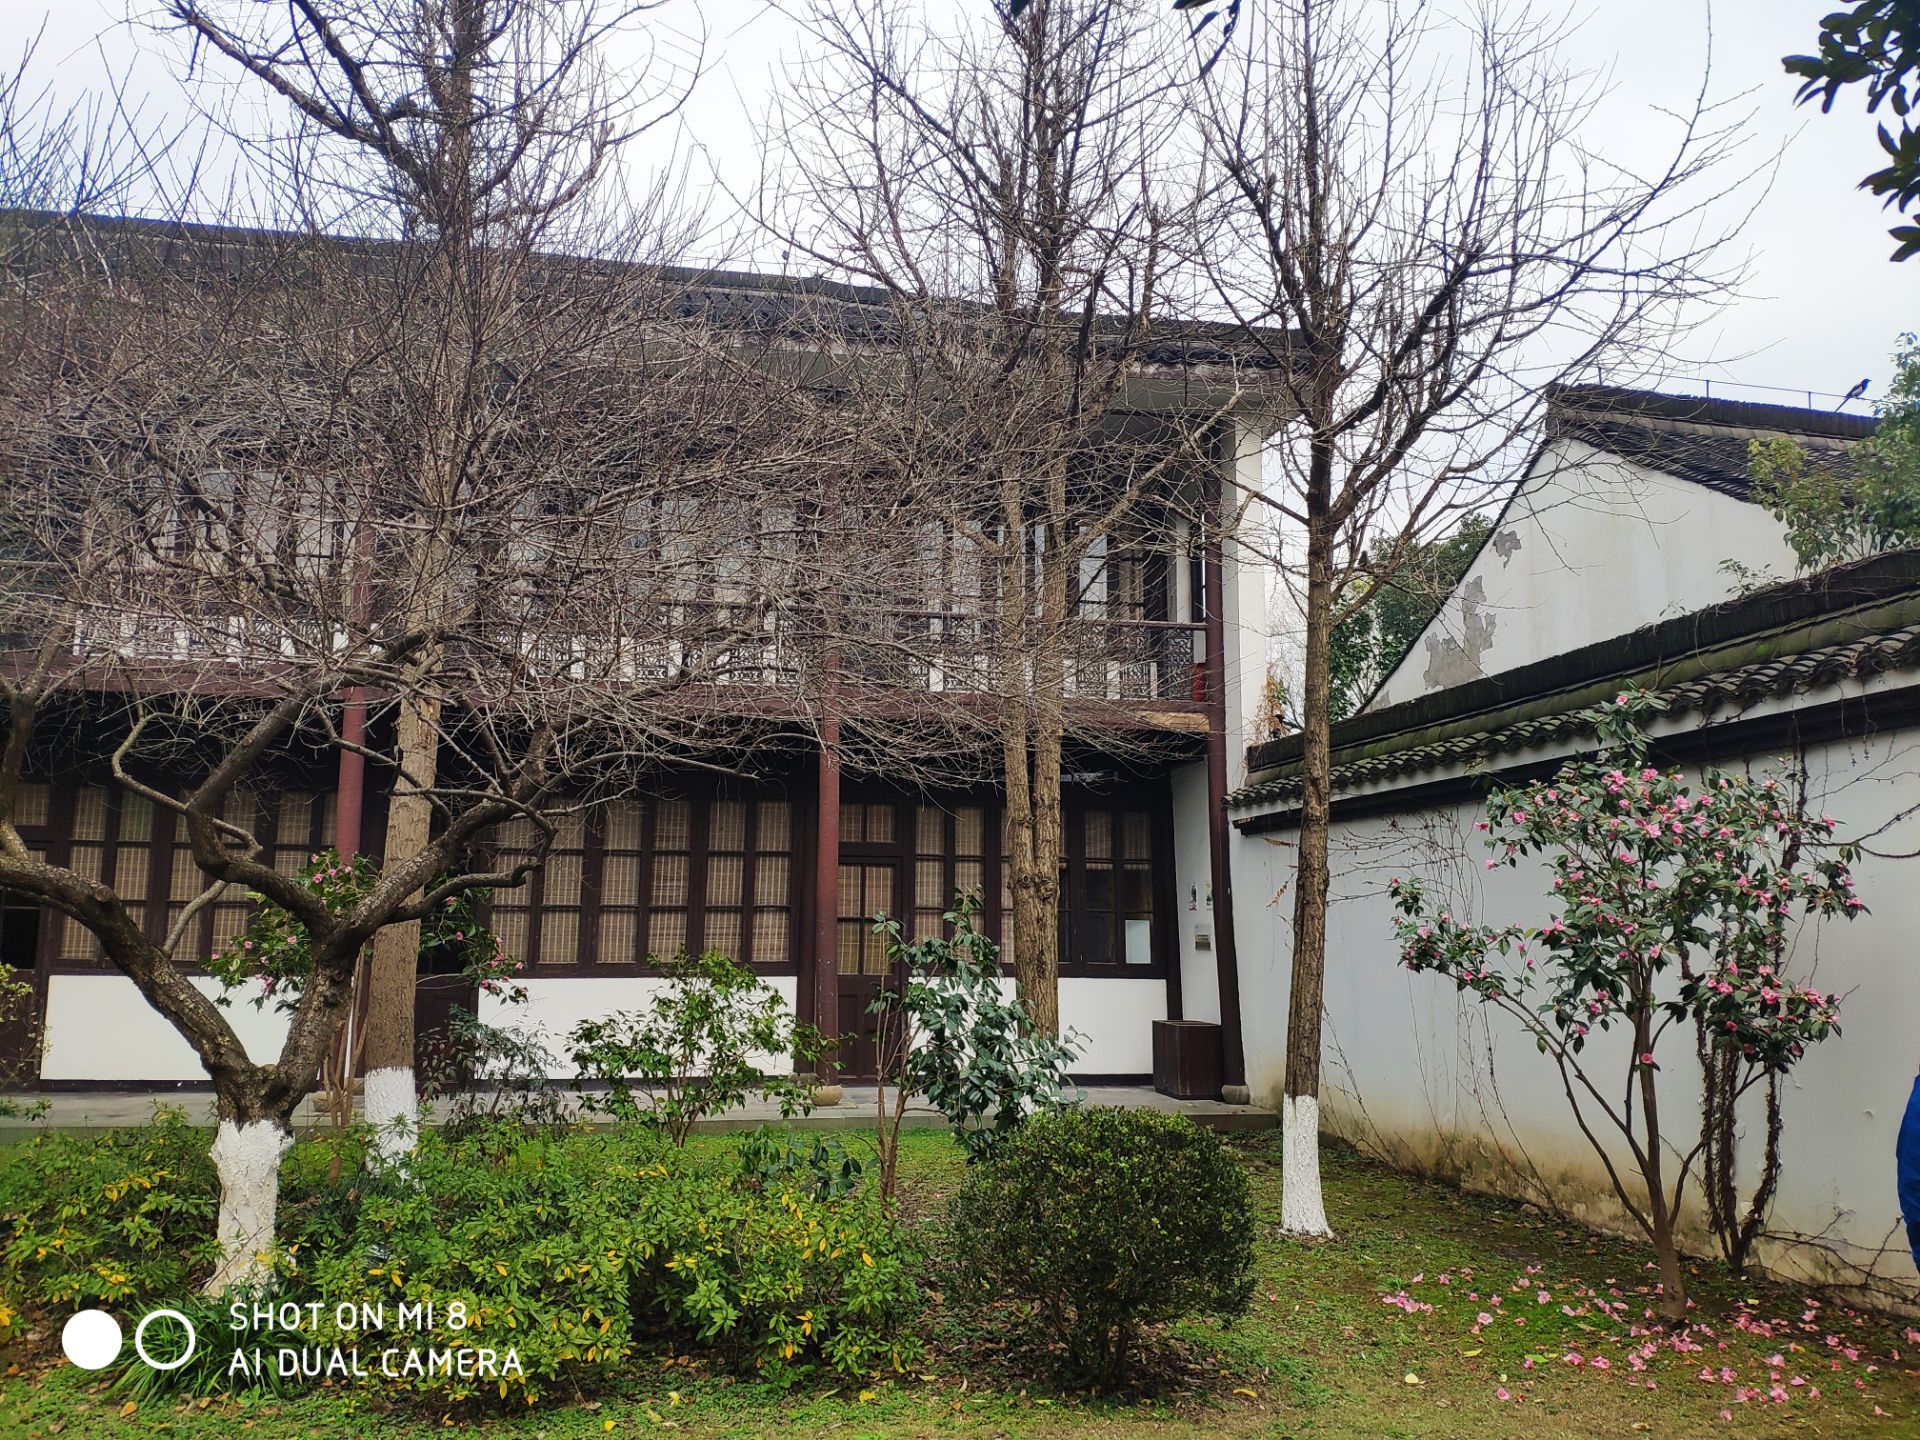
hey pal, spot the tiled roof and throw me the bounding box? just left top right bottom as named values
left=1545, top=384, right=1877, bottom=499
left=3, top=209, right=1292, bottom=372
left=1230, top=551, right=1920, bottom=813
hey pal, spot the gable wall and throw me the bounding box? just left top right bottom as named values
left=1367, top=439, right=1801, bottom=712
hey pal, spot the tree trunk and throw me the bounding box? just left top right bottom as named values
left=360, top=689, right=442, bottom=1163
left=1281, top=514, right=1335, bottom=1238
left=205, top=1092, right=294, bottom=1294
left=1005, top=733, right=1064, bottom=1038
left=998, top=473, right=1064, bottom=1036
left=1635, top=1024, right=1689, bottom=1323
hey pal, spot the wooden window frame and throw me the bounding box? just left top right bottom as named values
left=1055, top=785, right=1172, bottom=980
left=504, top=783, right=800, bottom=977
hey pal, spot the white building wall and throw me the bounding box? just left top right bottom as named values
left=1232, top=704, right=1920, bottom=1298
left=1222, top=415, right=1273, bottom=784
left=40, top=974, right=292, bottom=1082
left=1061, top=976, right=1165, bottom=1076
left=1368, top=440, right=1802, bottom=712
left=37, top=966, right=1168, bottom=1086
left=1171, top=760, right=1222, bottom=1026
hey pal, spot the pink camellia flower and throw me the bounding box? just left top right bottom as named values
left=1639, top=1052, right=1655, bottom=1066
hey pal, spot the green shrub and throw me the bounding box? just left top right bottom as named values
left=946, top=1106, right=1254, bottom=1387
left=634, top=1165, right=918, bottom=1382
left=268, top=1125, right=915, bottom=1403
left=2, top=1117, right=917, bottom=1407
left=275, top=1125, right=653, bottom=1405
left=417, top=1007, right=576, bottom=1138
left=0, top=1107, right=218, bottom=1313
left=878, top=898, right=1079, bottom=1163
left=569, top=950, right=826, bottom=1144
left=735, top=1123, right=864, bottom=1204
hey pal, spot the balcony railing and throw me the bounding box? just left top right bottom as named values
left=57, top=598, right=1207, bottom=707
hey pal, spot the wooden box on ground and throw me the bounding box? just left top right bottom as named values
left=1151, top=1019, right=1222, bottom=1100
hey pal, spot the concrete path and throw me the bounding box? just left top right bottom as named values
left=0, top=1084, right=1277, bottom=1136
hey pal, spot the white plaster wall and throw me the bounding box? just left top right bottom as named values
left=1368, top=440, right=1802, bottom=712
left=1222, top=415, right=1273, bottom=783
left=34, top=964, right=1170, bottom=1087
left=1171, top=759, right=1222, bottom=1024
left=1061, top=976, right=1165, bottom=1075
left=489, top=975, right=801, bottom=1079
left=1231, top=711, right=1920, bottom=1297
left=40, top=974, right=292, bottom=1082
left=492, top=973, right=1163, bottom=1080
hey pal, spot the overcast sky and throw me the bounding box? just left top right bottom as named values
left=17, top=0, right=1919, bottom=407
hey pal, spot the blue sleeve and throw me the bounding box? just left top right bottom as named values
left=1900, top=1076, right=1920, bottom=1252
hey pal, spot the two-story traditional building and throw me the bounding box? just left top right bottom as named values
left=0, top=213, right=1283, bottom=1091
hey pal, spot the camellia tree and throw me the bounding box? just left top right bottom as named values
left=1390, top=694, right=1863, bottom=1323
left=204, top=854, right=522, bottom=1137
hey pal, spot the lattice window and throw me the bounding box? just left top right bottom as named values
left=1122, top=811, right=1152, bottom=965
left=9, top=783, right=48, bottom=829
left=649, top=799, right=692, bottom=959
left=486, top=816, right=540, bottom=963
left=535, top=813, right=586, bottom=964
left=485, top=792, right=794, bottom=970
left=595, top=799, right=647, bottom=965
left=57, top=789, right=111, bottom=959
left=842, top=801, right=895, bottom=845
left=204, top=790, right=260, bottom=959
left=749, top=799, right=792, bottom=966
left=915, top=803, right=987, bottom=942
left=837, top=862, right=893, bottom=975
left=705, top=799, right=746, bottom=961
left=1073, top=806, right=1155, bottom=969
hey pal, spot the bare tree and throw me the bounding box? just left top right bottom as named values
left=0, top=11, right=832, bottom=1288
left=1195, top=0, right=1747, bottom=1235
left=766, top=0, right=1238, bottom=1034
left=154, top=0, right=717, bottom=1156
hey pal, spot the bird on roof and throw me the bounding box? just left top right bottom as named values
left=1839, top=378, right=1870, bottom=408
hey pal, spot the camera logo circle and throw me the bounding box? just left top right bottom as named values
left=134, top=1309, right=197, bottom=1371
left=60, top=1309, right=123, bottom=1370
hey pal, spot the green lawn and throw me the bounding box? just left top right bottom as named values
left=2, top=1130, right=1916, bottom=1439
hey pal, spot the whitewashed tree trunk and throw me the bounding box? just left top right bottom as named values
left=1281, top=1094, right=1332, bottom=1238
left=205, top=1118, right=294, bottom=1294
left=360, top=684, right=443, bottom=1165
left=362, top=1065, right=419, bottom=1166
left=1280, top=514, right=1336, bottom=1240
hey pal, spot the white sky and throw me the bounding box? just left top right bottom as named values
left=17, top=0, right=1917, bottom=405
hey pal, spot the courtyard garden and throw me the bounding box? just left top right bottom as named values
left=0, top=1120, right=1915, bottom=1439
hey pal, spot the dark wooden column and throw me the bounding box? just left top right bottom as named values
left=810, top=722, right=842, bottom=1080
left=334, top=692, right=368, bottom=857
left=1202, top=443, right=1247, bottom=1090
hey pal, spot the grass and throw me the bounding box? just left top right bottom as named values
left=1, top=1129, right=1917, bottom=1439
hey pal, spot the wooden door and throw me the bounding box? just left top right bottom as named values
left=835, top=860, right=901, bottom=1082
